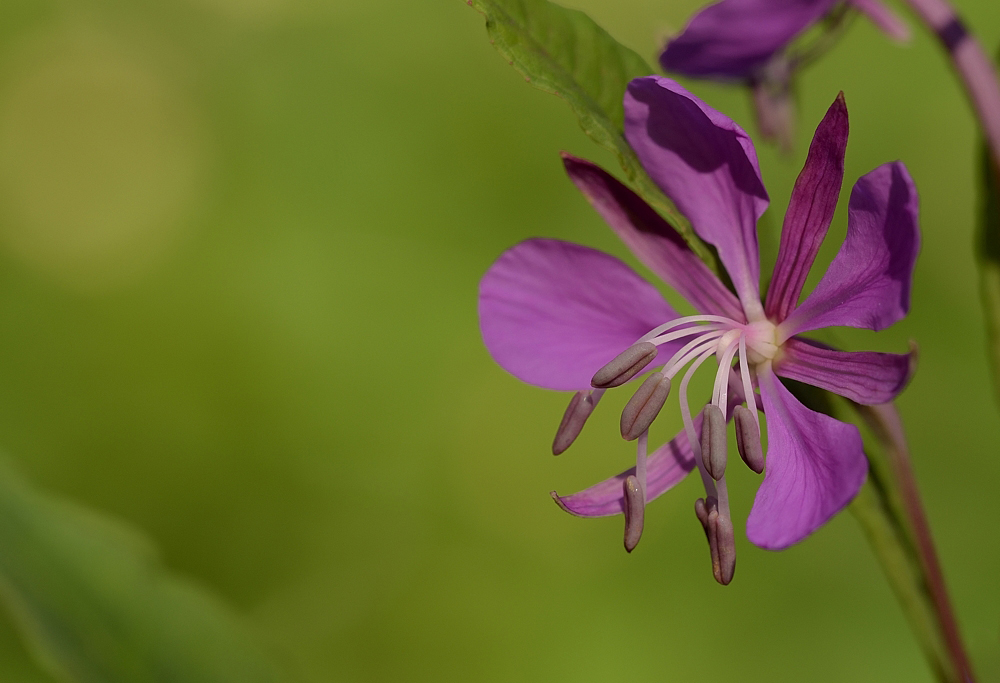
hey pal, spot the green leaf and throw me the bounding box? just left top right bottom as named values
left=978, top=143, right=1000, bottom=405
left=0, top=461, right=284, bottom=683
left=468, top=0, right=714, bottom=264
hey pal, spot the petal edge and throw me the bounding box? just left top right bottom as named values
left=781, top=161, right=920, bottom=336
left=562, top=153, right=744, bottom=319
left=479, top=239, right=680, bottom=391
left=775, top=337, right=914, bottom=404
left=747, top=367, right=867, bottom=549
left=624, top=76, right=769, bottom=315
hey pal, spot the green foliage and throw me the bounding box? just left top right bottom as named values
left=0, top=462, right=283, bottom=683
left=846, top=402, right=971, bottom=683
left=849, top=481, right=951, bottom=683
left=467, top=0, right=712, bottom=262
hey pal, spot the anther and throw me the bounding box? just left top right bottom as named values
left=709, top=510, right=736, bottom=585
left=733, top=405, right=764, bottom=473
left=700, top=404, right=727, bottom=480
left=694, top=497, right=735, bottom=585
left=592, top=342, right=658, bottom=389
left=620, top=372, right=671, bottom=441
left=694, top=497, right=710, bottom=528
left=552, top=391, right=596, bottom=455
left=622, top=475, right=644, bottom=552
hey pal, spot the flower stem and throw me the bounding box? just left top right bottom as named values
left=901, top=0, right=1000, bottom=183
left=852, top=403, right=975, bottom=683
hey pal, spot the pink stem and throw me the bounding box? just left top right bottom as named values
left=902, top=0, right=1000, bottom=172
left=863, top=403, right=975, bottom=683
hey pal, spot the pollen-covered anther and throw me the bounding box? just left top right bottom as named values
left=733, top=405, right=765, bottom=473
left=592, top=342, right=658, bottom=389
left=553, top=391, right=597, bottom=455
left=622, top=475, right=645, bottom=552
left=700, top=404, right=727, bottom=480
left=620, top=372, right=671, bottom=441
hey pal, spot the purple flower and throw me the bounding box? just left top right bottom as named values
left=660, top=0, right=910, bottom=82
left=478, top=77, right=919, bottom=583
left=659, top=0, right=909, bottom=148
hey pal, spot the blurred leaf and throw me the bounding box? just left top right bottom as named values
left=0, top=461, right=283, bottom=683
left=467, top=0, right=713, bottom=263
left=979, top=143, right=1000, bottom=406
left=849, top=481, right=950, bottom=682
left=847, top=403, right=969, bottom=683
left=787, top=381, right=964, bottom=683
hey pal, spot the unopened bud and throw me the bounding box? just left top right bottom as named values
left=591, top=342, right=657, bottom=389
left=620, top=372, right=671, bottom=441
left=751, top=56, right=794, bottom=153
left=622, top=475, right=645, bottom=553
left=552, top=391, right=596, bottom=455
left=700, top=404, right=727, bottom=480
left=734, top=405, right=764, bottom=473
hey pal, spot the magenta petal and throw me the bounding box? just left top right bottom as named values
left=781, top=161, right=920, bottom=336
left=625, top=77, right=769, bottom=314
left=561, top=153, right=744, bottom=320
left=776, top=337, right=914, bottom=404
left=551, top=418, right=699, bottom=517
left=765, top=94, right=848, bottom=322
left=659, top=0, right=837, bottom=80
left=479, top=238, right=680, bottom=391
left=747, top=368, right=867, bottom=549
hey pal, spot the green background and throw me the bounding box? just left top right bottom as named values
left=0, top=0, right=996, bottom=680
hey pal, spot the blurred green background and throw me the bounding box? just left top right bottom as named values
left=0, top=0, right=996, bottom=681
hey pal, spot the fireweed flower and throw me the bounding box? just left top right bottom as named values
left=478, top=78, right=919, bottom=584
left=659, top=0, right=910, bottom=147
left=660, top=0, right=910, bottom=81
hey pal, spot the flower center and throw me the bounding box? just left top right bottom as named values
left=744, top=319, right=779, bottom=365
left=585, top=311, right=781, bottom=581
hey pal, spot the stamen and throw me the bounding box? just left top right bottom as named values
left=694, top=496, right=710, bottom=527
left=700, top=404, right=727, bottom=480
left=710, top=508, right=737, bottom=585
left=636, top=429, right=648, bottom=496
left=737, top=336, right=761, bottom=433
left=646, top=322, right=726, bottom=348
left=620, top=373, right=671, bottom=441
left=734, top=405, right=765, bottom=473
left=552, top=390, right=602, bottom=455
left=663, top=334, right=723, bottom=380
left=674, top=346, right=734, bottom=577
left=637, top=314, right=742, bottom=344
left=622, top=474, right=644, bottom=552
left=694, top=497, right=736, bottom=585
left=592, top=342, right=658, bottom=388
left=711, top=333, right=741, bottom=410
left=675, top=346, right=721, bottom=503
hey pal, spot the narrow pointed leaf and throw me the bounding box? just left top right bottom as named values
left=0, top=461, right=283, bottom=683
left=467, top=0, right=713, bottom=262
